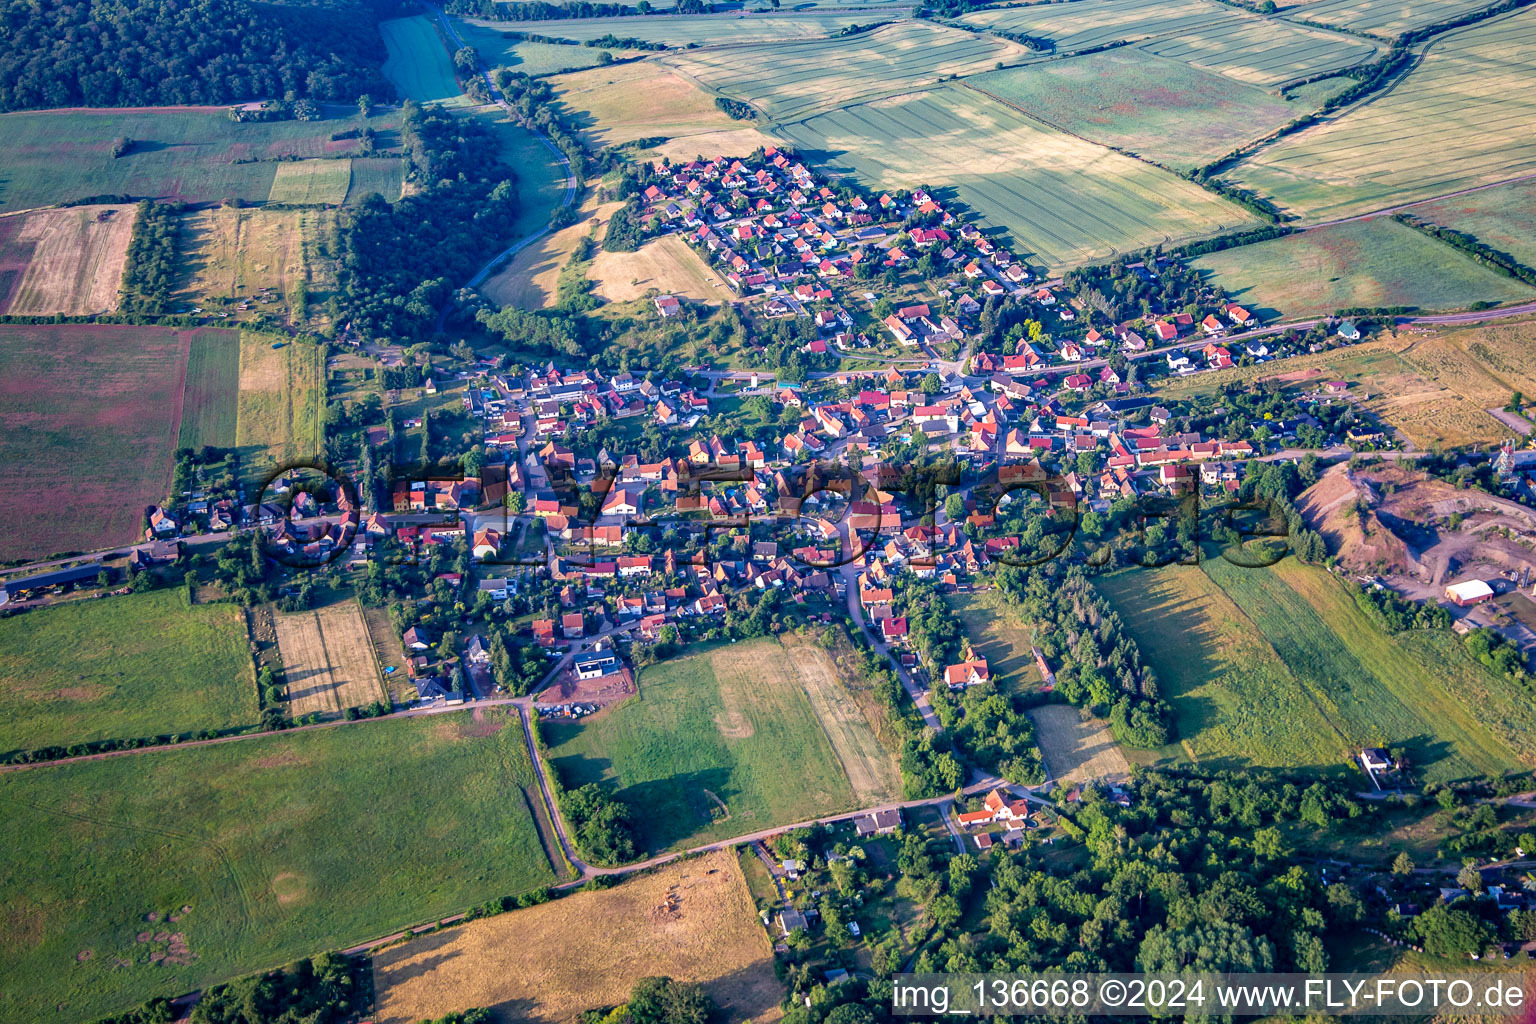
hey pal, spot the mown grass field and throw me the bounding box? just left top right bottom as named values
left=1203, top=557, right=1526, bottom=781
left=1409, top=179, right=1536, bottom=271
left=0, top=589, right=255, bottom=756
left=275, top=597, right=387, bottom=716
left=1284, top=0, right=1504, bottom=36
left=945, top=589, right=1042, bottom=695
left=380, top=15, right=466, bottom=103
left=266, top=159, right=352, bottom=205
left=782, top=84, right=1257, bottom=270
left=0, top=324, right=191, bottom=560
left=464, top=105, right=569, bottom=239
left=178, top=327, right=242, bottom=448
left=666, top=21, right=1028, bottom=122
left=0, top=204, right=137, bottom=315
left=452, top=20, right=609, bottom=75
left=1097, top=566, right=1349, bottom=770
left=0, top=108, right=402, bottom=213
left=543, top=637, right=863, bottom=853
left=588, top=232, right=724, bottom=304
left=1228, top=10, right=1536, bottom=218
left=549, top=60, right=779, bottom=152
left=177, top=208, right=340, bottom=329
left=466, top=9, right=882, bottom=47
left=1189, top=217, right=1535, bottom=318
left=235, top=333, right=326, bottom=489
left=0, top=710, right=556, bottom=1024
left=970, top=50, right=1325, bottom=169
left=373, top=849, right=782, bottom=1024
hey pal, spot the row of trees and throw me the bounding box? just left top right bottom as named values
left=119, top=201, right=182, bottom=315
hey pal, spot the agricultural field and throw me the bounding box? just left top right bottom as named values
left=1030, top=704, right=1130, bottom=785
left=665, top=21, right=1029, bottom=122
left=969, top=50, right=1325, bottom=170
left=466, top=9, right=884, bottom=47
left=234, top=333, right=326, bottom=489
left=452, top=20, right=609, bottom=75
left=0, top=107, right=403, bottom=213
left=266, top=159, right=352, bottom=205
left=1203, top=556, right=1527, bottom=781
left=0, top=589, right=255, bottom=756
left=959, top=0, right=1221, bottom=53
left=1137, top=13, right=1379, bottom=87
left=0, top=710, right=556, bottom=1024
left=177, top=328, right=242, bottom=449
left=946, top=589, right=1043, bottom=695
left=344, top=155, right=406, bottom=203
left=482, top=194, right=623, bottom=308
left=0, top=324, right=192, bottom=561
left=543, top=637, right=865, bottom=853
left=548, top=61, right=779, bottom=151
left=1097, top=566, right=1349, bottom=770
left=588, top=232, right=724, bottom=305
left=780, top=633, right=901, bottom=804
left=1408, top=178, right=1536, bottom=271
left=0, top=204, right=136, bottom=315
left=373, top=849, right=781, bottom=1024
left=1227, top=10, right=1536, bottom=218
left=273, top=597, right=387, bottom=715
left=1284, top=0, right=1505, bottom=36
left=177, top=207, right=340, bottom=328
left=380, top=15, right=466, bottom=104
left=782, top=85, right=1258, bottom=269
left=1189, top=218, right=1536, bottom=319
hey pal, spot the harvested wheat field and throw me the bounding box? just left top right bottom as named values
left=782, top=635, right=901, bottom=804
left=372, top=849, right=782, bottom=1024
left=589, top=233, right=724, bottom=306
left=550, top=61, right=757, bottom=150
left=274, top=598, right=386, bottom=715
left=1031, top=704, right=1130, bottom=785
left=644, top=127, right=784, bottom=165
left=0, top=204, right=136, bottom=314
left=481, top=194, right=622, bottom=309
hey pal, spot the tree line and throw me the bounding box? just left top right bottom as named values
left=119, top=201, right=182, bottom=316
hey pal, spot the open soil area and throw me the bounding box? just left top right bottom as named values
left=372, top=849, right=782, bottom=1024
left=0, top=324, right=193, bottom=561
left=1030, top=704, right=1130, bottom=785
left=0, top=204, right=137, bottom=315
left=0, top=710, right=556, bottom=1024
left=274, top=598, right=387, bottom=715
left=543, top=637, right=865, bottom=852
left=0, top=588, right=255, bottom=756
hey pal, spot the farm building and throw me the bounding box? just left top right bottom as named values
left=1445, top=580, right=1494, bottom=606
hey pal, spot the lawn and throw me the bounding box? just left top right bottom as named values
left=0, top=107, right=402, bottom=213
left=543, top=637, right=862, bottom=853
left=1096, top=565, right=1349, bottom=771
left=380, top=15, right=466, bottom=104
left=969, top=49, right=1326, bottom=170
left=945, top=589, right=1042, bottom=695
left=665, top=21, right=1029, bottom=122
left=0, top=324, right=189, bottom=561
left=0, top=589, right=256, bottom=756
left=235, top=333, right=326, bottom=489
left=266, top=159, right=352, bottom=205
left=1228, top=10, right=1536, bottom=218
left=781, top=84, right=1258, bottom=270
left=0, top=710, right=556, bottom=1024
left=1189, top=218, right=1536, bottom=318
left=1202, top=556, right=1526, bottom=782
left=1408, top=178, right=1536, bottom=271
left=373, top=849, right=781, bottom=1024
left=177, top=327, right=241, bottom=448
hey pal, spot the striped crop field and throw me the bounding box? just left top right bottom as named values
left=463, top=10, right=887, bottom=47
left=1138, top=12, right=1380, bottom=87
left=959, top=0, right=1221, bottom=52
left=665, top=21, right=1029, bottom=122
left=1282, top=0, right=1506, bottom=37
left=779, top=85, right=1259, bottom=270
left=1228, top=9, right=1536, bottom=219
